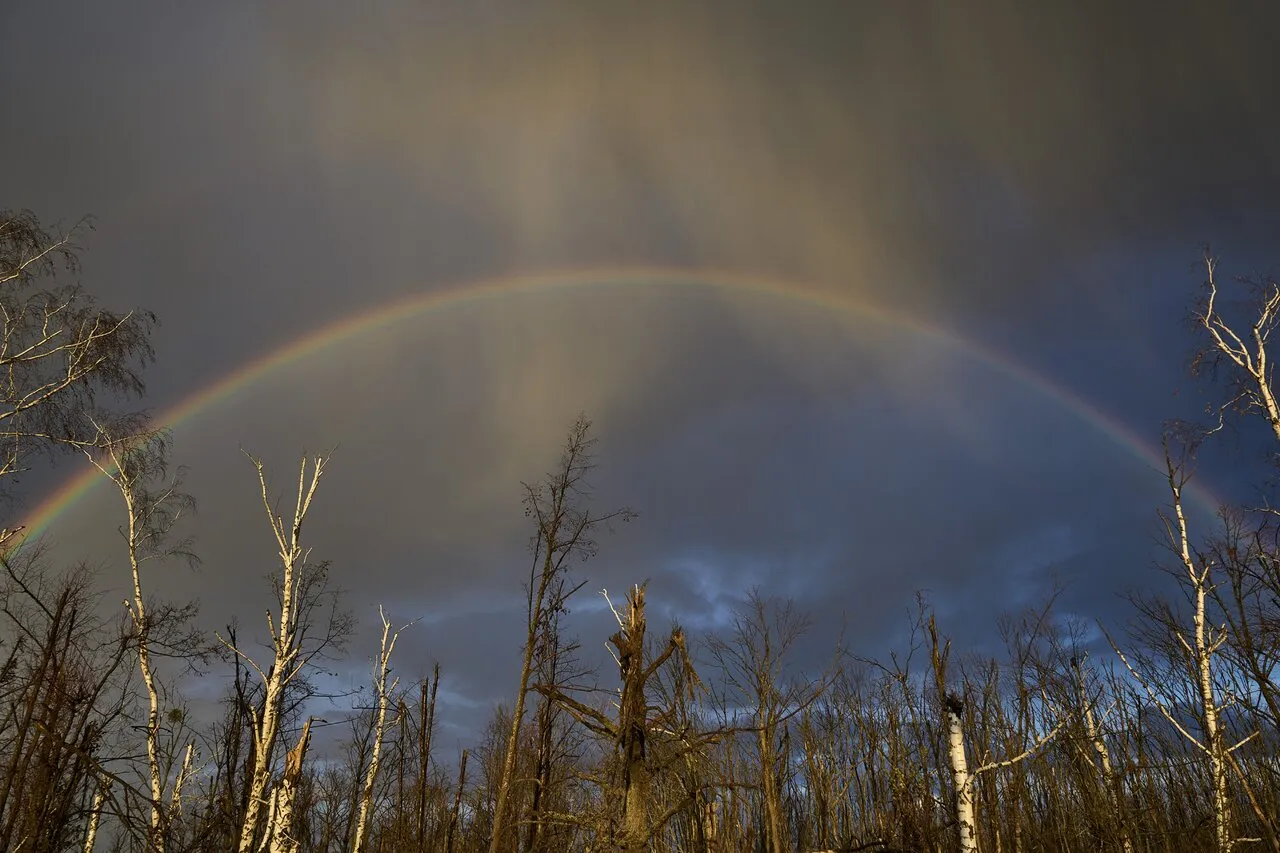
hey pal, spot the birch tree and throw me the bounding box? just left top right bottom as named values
left=351, top=605, right=414, bottom=853
left=87, top=428, right=199, bottom=852
left=1192, top=254, right=1280, bottom=445
left=1109, top=439, right=1259, bottom=853
left=267, top=717, right=312, bottom=853
left=0, top=209, right=156, bottom=525
left=221, top=453, right=351, bottom=853
left=929, top=614, right=1064, bottom=853
left=1187, top=253, right=1280, bottom=851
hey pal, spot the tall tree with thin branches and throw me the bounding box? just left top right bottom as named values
left=221, top=453, right=352, bottom=853
left=488, top=416, right=633, bottom=853
left=0, top=210, right=156, bottom=528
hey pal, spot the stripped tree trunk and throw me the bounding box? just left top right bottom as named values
left=446, top=750, right=469, bottom=853
left=353, top=606, right=407, bottom=853
left=1167, top=449, right=1231, bottom=853
left=419, top=667, right=439, bottom=851
left=230, top=455, right=327, bottom=853
left=268, top=719, right=312, bottom=853
left=82, top=777, right=107, bottom=853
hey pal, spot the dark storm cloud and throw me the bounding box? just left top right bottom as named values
left=3, top=1, right=1279, bottom=744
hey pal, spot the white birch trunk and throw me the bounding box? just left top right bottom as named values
left=269, top=719, right=313, bottom=853
left=353, top=606, right=405, bottom=853
left=82, top=777, right=107, bottom=853
left=233, top=456, right=327, bottom=853
left=945, top=697, right=978, bottom=853
left=121, top=477, right=164, bottom=850
left=1198, top=256, right=1280, bottom=442
left=268, top=789, right=294, bottom=853
left=170, top=742, right=196, bottom=821
left=1169, top=462, right=1231, bottom=853
left=1077, top=662, right=1133, bottom=853
left=89, top=444, right=170, bottom=852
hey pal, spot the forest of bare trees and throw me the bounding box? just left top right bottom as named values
left=3, top=208, right=1280, bottom=853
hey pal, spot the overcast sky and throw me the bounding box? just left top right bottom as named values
left=4, top=1, right=1280, bottom=749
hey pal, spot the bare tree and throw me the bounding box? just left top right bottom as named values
left=488, top=415, right=633, bottom=853
left=1108, top=439, right=1260, bottom=853
left=706, top=589, right=834, bottom=853
left=0, top=210, right=156, bottom=526
left=351, top=605, right=414, bottom=853
left=220, top=453, right=352, bottom=853
left=1192, top=254, right=1280, bottom=445
left=87, top=427, right=199, bottom=852
left=929, top=612, right=1064, bottom=853
left=0, top=553, right=134, bottom=853
left=534, top=583, right=716, bottom=853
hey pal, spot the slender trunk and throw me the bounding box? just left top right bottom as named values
left=236, top=456, right=326, bottom=853
left=1076, top=660, right=1133, bottom=853
left=759, top=723, right=785, bottom=853
left=490, top=560, right=550, bottom=853
left=83, top=777, right=107, bottom=853
left=1170, top=466, right=1230, bottom=853
left=944, top=695, right=977, bottom=853
left=120, top=484, right=166, bottom=852
left=170, top=742, right=195, bottom=822
left=524, top=695, right=554, bottom=853
left=419, top=668, right=439, bottom=851
left=1198, top=582, right=1229, bottom=853
left=447, top=751, right=468, bottom=853
left=354, top=608, right=403, bottom=853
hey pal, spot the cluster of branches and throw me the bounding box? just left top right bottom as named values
left=3, top=209, right=1280, bottom=853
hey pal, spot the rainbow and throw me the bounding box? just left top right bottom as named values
left=15, top=267, right=1212, bottom=540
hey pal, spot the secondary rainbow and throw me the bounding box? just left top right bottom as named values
left=15, top=267, right=1213, bottom=540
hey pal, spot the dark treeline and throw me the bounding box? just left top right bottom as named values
left=3, top=209, right=1278, bottom=853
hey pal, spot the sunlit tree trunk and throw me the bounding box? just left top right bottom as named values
left=1073, top=656, right=1133, bottom=853
left=943, top=693, right=978, bottom=853
left=353, top=606, right=408, bottom=853
left=82, top=777, right=107, bottom=853
left=268, top=719, right=312, bottom=853
left=90, top=431, right=197, bottom=852
left=229, top=455, right=327, bottom=853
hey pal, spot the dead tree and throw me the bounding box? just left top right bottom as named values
left=219, top=453, right=351, bottom=853
left=535, top=583, right=716, bottom=853
left=0, top=555, right=135, bottom=853
left=266, top=718, right=312, bottom=853
left=351, top=605, right=413, bottom=853
left=929, top=614, right=1063, bottom=853
left=707, top=589, right=835, bottom=853
left=488, top=416, right=633, bottom=853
